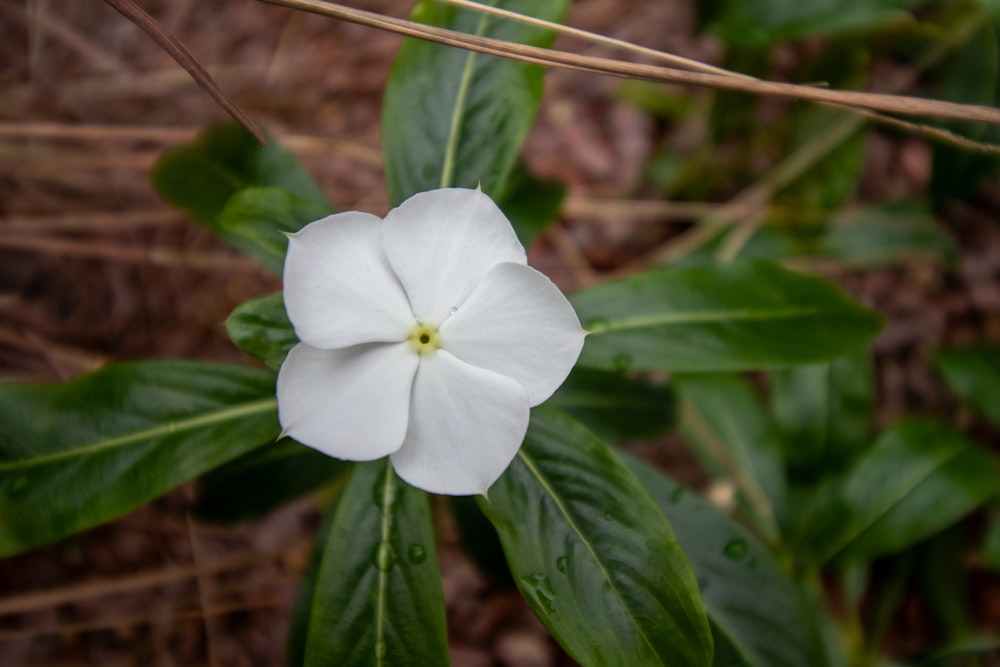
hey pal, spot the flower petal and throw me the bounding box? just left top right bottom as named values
left=277, top=342, right=417, bottom=460
left=440, top=262, right=586, bottom=406
left=390, top=350, right=529, bottom=495
left=284, top=212, right=413, bottom=349
left=381, top=188, right=526, bottom=325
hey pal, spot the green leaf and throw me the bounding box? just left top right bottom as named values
left=151, top=122, right=330, bottom=271
left=931, top=11, right=1000, bottom=201
left=710, top=0, right=934, bottom=46
left=0, top=361, right=278, bottom=556
left=674, top=373, right=786, bottom=541
left=496, top=162, right=566, bottom=246
left=816, top=203, right=956, bottom=267
left=548, top=366, right=675, bottom=441
left=480, top=407, right=713, bottom=667
left=625, top=455, right=835, bottom=667
left=194, top=439, right=347, bottom=523
left=217, top=187, right=334, bottom=274
left=382, top=0, right=568, bottom=204
left=933, top=345, right=1000, bottom=427
left=771, top=351, right=875, bottom=481
left=301, top=461, right=448, bottom=667
left=571, top=260, right=884, bottom=372
left=289, top=491, right=344, bottom=667
left=226, top=292, right=296, bottom=370
left=797, top=420, right=1000, bottom=566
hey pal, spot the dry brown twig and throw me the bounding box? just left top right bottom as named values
left=257, top=0, right=1000, bottom=128
left=100, top=0, right=265, bottom=144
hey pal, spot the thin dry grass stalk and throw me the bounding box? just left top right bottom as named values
left=101, top=0, right=265, bottom=144
left=257, top=0, right=1000, bottom=126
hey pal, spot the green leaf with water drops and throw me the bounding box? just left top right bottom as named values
left=624, top=454, right=835, bottom=667
left=933, top=345, right=1000, bottom=428
left=194, top=438, right=348, bottom=524
left=382, top=0, right=569, bottom=204
left=226, top=292, right=297, bottom=370
left=796, top=419, right=1000, bottom=567
left=216, top=186, right=334, bottom=274
left=301, top=461, right=448, bottom=667
left=674, top=373, right=786, bottom=542
left=571, top=260, right=883, bottom=373
left=480, top=406, right=713, bottom=667
left=548, top=366, right=675, bottom=441
left=771, top=351, right=875, bottom=483
left=0, top=361, right=279, bottom=557
left=151, top=122, right=331, bottom=272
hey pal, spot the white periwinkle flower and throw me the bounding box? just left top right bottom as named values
left=277, top=187, right=586, bottom=496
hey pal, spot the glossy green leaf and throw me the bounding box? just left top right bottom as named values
left=302, top=461, right=448, bottom=667
left=496, top=162, right=566, bottom=246
left=674, top=374, right=785, bottom=541
left=548, top=366, right=675, bottom=441
left=226, top=292, right=296, bottom=370
left=933, top=345, right=1000, bottom=427
left=571, top=260, right=884, bottom=372
left=931, top=11, right=1000, bottom=201
left=797, top=420, right=1000, bottom=566
left=194, top=438, right=347, bottom=523
left=0, top=362, right=278, bottom=556
left=771, top=351, right=875, bottom=481
left=151, top=122, right=330, bottom=271
left=382, top=0, right=568, bottom=204
left=625, top=455, right=834, bottom=667
left=710, top=0, right=933, bottom=45
left=480, top=407, right=713, bottom=667
left=217, top=187, right=334, bottom=274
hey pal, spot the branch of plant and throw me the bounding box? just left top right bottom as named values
left=100, top=0, right=265, bottom=144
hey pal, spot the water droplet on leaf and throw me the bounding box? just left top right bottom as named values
left=723, top=539, right=748, bottom=561
left=556, top=556, right=569, bottom=574
left=374, top=541, right=397, bottom=572
left=520, top=573, right=556, bottom=614
left=407, top=543, right=427, bottom=565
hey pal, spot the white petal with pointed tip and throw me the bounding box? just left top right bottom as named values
left=277, top=342, right=417, bottom=460
left=382, top=188, right=526, bottom=325
left=284, top=212, right=413, bottom=349
left=440, top=262, right=585, bottom=406
left=390, top=350, right=529, bottom=495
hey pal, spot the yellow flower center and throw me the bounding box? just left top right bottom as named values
left=408, top=322, right=440, bottom=355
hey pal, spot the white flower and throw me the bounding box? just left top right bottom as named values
left=276, top=188, right=585, bottom=495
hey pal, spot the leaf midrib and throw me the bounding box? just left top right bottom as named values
left=0, top=397, right=277, bottom=471
left=824, top=445, right=968, bottom=564
left=438, top=5, right=495, bottom=189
